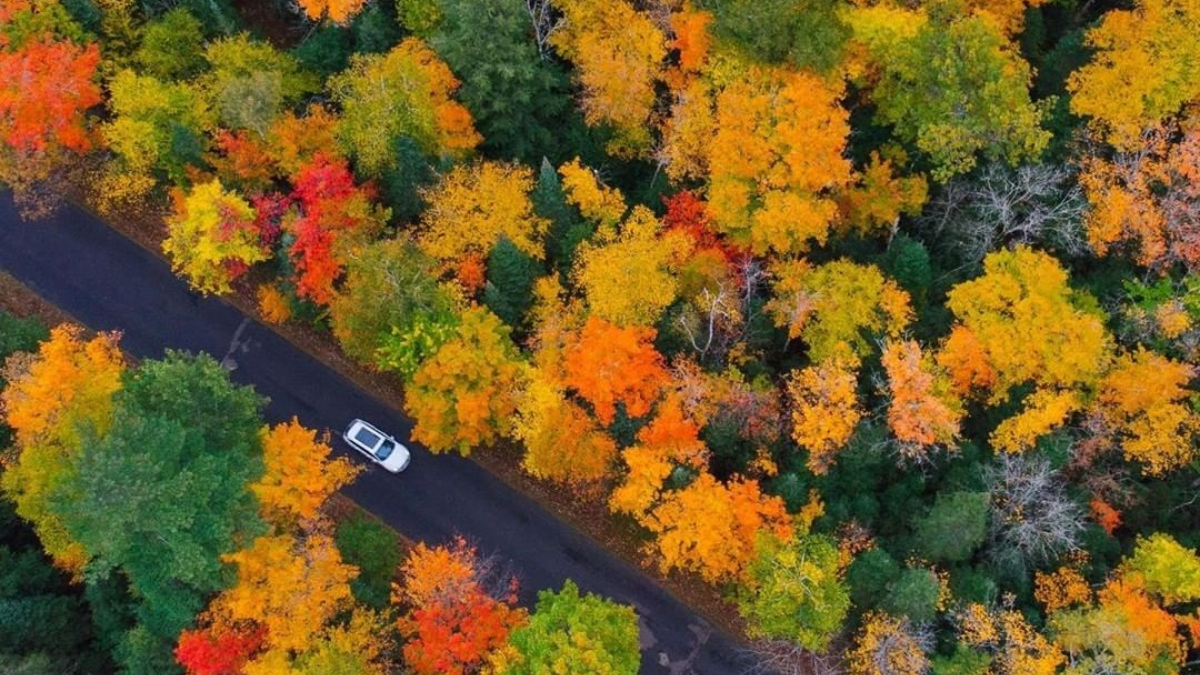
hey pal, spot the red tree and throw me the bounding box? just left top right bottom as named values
left=285, top=155, right=384, bottom=304
left=175, top=626, right=264, bottom=675
left=0, top=38, right=101, bottom=156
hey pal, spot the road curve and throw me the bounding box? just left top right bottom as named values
left=0, top=193, right=751, bottom=675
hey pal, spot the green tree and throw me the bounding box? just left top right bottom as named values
left=52, top=353, right=265, bottom=651
left=738, top=533, right=850, bottom=652
left=702, top=0, right=849, bottom=74
left=201, top=34, right=317, bottom=138
left=914, top=491, right=990, bottom=563
left=328, top=236, right=458, bottom=364
left=483, top=237, right=538, bottom=331
left=334, top=511, right=401, bottom=610
left=431, top=0, right=569, bottom=163
left=859, top=5, right=1050, bottom=179
left=882, top=567, right=942, bottom=623
left=0, top=310, right=48, bottom=450
left=500, top=580, right=640, bottom=675
left=134, top=8, right=206, bottom=81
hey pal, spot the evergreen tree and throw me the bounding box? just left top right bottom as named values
left=484, top=237, right=538, bottom=332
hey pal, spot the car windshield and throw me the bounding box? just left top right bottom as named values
left=376, top=440, right=394, bottom=460
left=353, top=426, right=383, bottom=448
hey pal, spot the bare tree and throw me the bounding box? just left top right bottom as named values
left=743, top=639, right=845, bottom=675
left=920, top=162, right=1088, bottom=264
left=675, top=255, right=769, bottom=365
left=984, top=454, right=1084, bottom=573
left=526, top=0, right=558, bottom=60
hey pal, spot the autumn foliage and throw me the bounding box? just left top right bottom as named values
left=396, top=537, right=525, bottom=675
left=562, top=317, right=668, bottom=425
left=253, top=418, right=360, bottom=525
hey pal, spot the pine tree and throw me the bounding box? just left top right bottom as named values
left=483, top=237, right=538, bottom=332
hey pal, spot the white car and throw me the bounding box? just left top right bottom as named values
left=344, top=419, right=411, bottom=473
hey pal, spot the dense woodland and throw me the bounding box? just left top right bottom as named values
left=2, top=0, right=1200, bottom=674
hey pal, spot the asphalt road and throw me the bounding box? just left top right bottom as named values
left=0, top=193, right=752, bottom=675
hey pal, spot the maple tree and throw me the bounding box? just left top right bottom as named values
left=767, top=258, right=911, bottom=364
left=163, top=180, right=268, bottom=295
left=881, top=340, right=962, bottom=455
left=574, top=206, right=692, bottom=326
left=396, top=537, right=526, bottom=675
left=1067, top=0, right=1200, bottom=150
left=404, top=307, right=526, bottom=454
left=643, top=473, right=792, bottom=583
left=1051, top=577, right=1187, bottom=675
left=549, top=0, right=667, bottom=157
left=0, top=36, right=101, bottom=206
left=561, top=317, right=669, bottom=425
left=786, top=360, right=862, bottom=475
left=706, top=68, right=854, bottom=255
left=1079, top=118, right=1200, bottom=272
left=1093, top=348, right=1198, bottom=475
left=331, top=38, right=480, bottom=174
left=1122, top=533, right=1200, bottom=605
left=284, top=154, right=388, bottom=305
left=513, top=373, right=618, bottom=485
left=215, top=532, right=358, bottom=655
left=252, top=418, right=360, bottom=526
left=267, top=104, right=343, bottom=178
left=295, top=0, right=366, bottom=24
left=0, top=325, right=124, bottom=572
left=175, top=626, right=264, bottom=675
left=840, top=153, right=929, bottom=238
left=609, top=394, right=708, bottom=518
left=417, top=161, right=549, bottom=269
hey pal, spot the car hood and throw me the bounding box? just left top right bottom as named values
left=380, top=444, right=411, bottom=472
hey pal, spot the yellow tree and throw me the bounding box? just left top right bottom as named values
left=163, top=180, right=267, bottom=295
left=643, top=473, right=793, bottom=583
left=954, top=603, right=1064, bottom=675
left=881, top=340, right=963, bottom=456
left=417, top=161, right=548, bottom=287
left=331, top=38, right=480, bottom=174
left=1067, top=0, right=1200, bottom=150
left=558, top=157, right=627, bottom=227
left=766, top=258, right=911, bottom=364
left=574, top=206, right=692, bottom=326
left=513, top=372, right=617, bottom=485
left=252, top=418, right=361, bottom=526
left=215, top=532, right=358, bottom=656
left=847, top=612, right=931, bottom=675
left=549, top=0, right=666, bottom=157
left=1, top=325, right=124, bottom=572
left=404, top=307, right=526, bottom=455
left=1051, top=576, right=1187, bottom=675
left=1093, top=349, right=1199, bottom=475
left=787, top=361, right=862, bottom=475
left=937, top=247, right=1111, bottom=450
left=707, top=68, right=854, bottom=255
